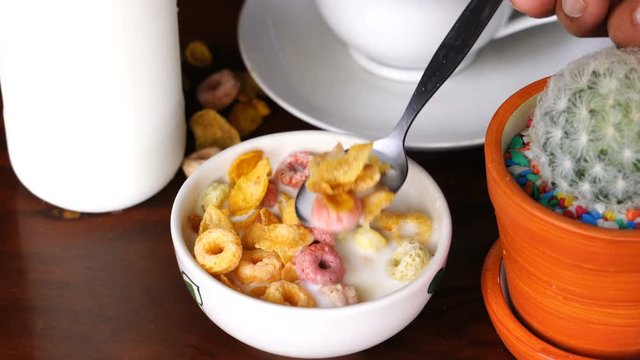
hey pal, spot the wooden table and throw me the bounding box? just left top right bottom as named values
left=0, top=1, right=510, bottom=358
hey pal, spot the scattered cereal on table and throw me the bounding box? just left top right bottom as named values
left=184, top=40, right=213, bottom=68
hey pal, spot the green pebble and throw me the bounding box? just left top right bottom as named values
left=509, top=150, right=530, bottom=167
left=539, top=194, right=549, bottom=206
left=508, top=136, right=524, bottom=150
left=615, top=218, right=626, bottom=229
left=526, top=173, right=540, bottom=182
left=549, top=199, right=558, bottom=207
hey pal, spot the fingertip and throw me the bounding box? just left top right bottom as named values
left=608, top=0, right=640, bottom=48
left=556, top=0, right=610, bottom=37
left=510, top=0, right=557, bottom=18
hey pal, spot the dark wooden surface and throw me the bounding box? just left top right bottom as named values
left=0, top=1, right=510, bottom=359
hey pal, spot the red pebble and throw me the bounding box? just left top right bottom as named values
left=562, top=210, right=576, bottom=219
left=504, top=152, right=512, bottom=160
left=558, top=198, right=566, bottom=208
left=524, top=181, right=533, bottom=195
left=527, top=118, right=533, bottom=127
left=531, top=163, right=540, bottom=174
left=575, top=206, right=587, bottom=218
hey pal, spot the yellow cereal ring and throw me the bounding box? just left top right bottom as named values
left=353, top=226, right=387, bottom=252
left=194, top=228, right=242, bottom=275
left=234, top=249, right=283, bottom=285
left=387, top=240, right=431, bottom=281
left=200, top=181, right=231, bottom=211
left=372, top=210, right=432, bottom=244
left=261, top=280, right=315, bottom=307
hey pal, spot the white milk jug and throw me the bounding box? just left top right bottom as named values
left=0, top=0, right=186, bottom=212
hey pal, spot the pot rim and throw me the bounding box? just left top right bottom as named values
left=484, top=77, right=640, bottom=242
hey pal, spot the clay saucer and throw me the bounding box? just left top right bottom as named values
left=481, top=241, right=596, bottom=360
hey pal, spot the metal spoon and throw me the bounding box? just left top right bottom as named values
left=296, top=0, right=505, bottom=225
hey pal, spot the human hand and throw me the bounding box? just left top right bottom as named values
left=510, top=0, right=640, bottom=48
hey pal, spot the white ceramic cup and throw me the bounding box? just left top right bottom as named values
left=315, top=0, right=556, bottom=81
left=0, top=0, right=185, bottom=213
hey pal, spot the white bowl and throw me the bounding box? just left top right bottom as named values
left=170, top=131, right=452, bottom=358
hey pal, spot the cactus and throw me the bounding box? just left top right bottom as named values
left=529, top=47, right=640, bottom=214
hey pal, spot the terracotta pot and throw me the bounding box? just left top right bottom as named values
left=484, top=78, right=640, bottom=359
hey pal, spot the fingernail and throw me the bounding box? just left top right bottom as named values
left=635, top=6, right=640, bottom=26
left=562, top=0, right=586, bottom=17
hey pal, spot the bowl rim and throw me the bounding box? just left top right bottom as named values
left=170, top=130, right=453, bottom=313
left=484, top=77, right=640, bottom=241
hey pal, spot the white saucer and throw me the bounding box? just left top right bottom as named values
left=238, top=0, right=613, bottom=150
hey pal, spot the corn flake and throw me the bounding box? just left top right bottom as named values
left=306, top=142, right=373, bottom=194
left=227, top=150, right=264, bottom=184
left=229, top=157, right=271, bottom=216
left=190, top=109, right=240, bottom=150
left=361, top=188, right=395, bottom=226
left=254, top=223, right=314, bottom=263
left=229, top=101, right=264, bottom=138
left=199, top=205, right=234, bottom=234
left=277, top=192, right=299, bottom=225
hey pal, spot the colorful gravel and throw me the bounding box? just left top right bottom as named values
left=505, top=119, right=640, bottom=230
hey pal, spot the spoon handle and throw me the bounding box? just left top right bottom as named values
left=388, top=0, right=504, bottom=144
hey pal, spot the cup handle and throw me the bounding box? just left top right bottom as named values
left=493, top=10, right=557, bottom=40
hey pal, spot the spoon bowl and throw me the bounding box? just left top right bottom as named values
left=295, top=0, right=505, bottom=225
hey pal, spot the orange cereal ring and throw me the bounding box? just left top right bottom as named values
left=261, top=280, right=315, bottom=307
left=194, top=228, right=242, bottom=275
left=235, top=249, right=283, bottom=285
left=197, top=69, right=241, bottom=110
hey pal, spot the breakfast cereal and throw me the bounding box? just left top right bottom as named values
left=188, top=145, right=433, bottom=307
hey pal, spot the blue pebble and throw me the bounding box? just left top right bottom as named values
left=581, top=214, right=597, bottom=225
left=515, top=176, right=527, bottom=186
left=505, top=160, right=517, bottom=167
left=627, top=221, right=637, bottom=229
left=588, top=210, right=603, bottom=220
left=541, top=191, right=554, bottom=200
